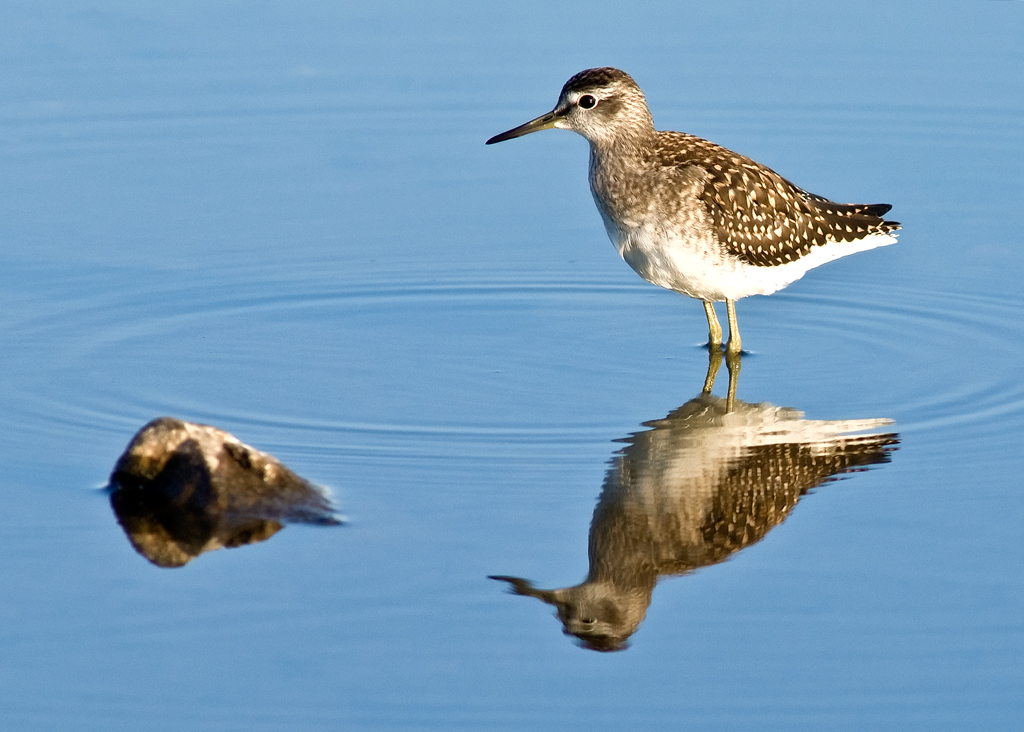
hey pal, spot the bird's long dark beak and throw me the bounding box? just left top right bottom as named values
left=486, top=109, right=564, bottom=144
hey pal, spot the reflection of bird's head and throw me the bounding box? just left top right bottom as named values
left=555, top=592, right=631, bottom=653
left=489, top=576, right=638, bottom=652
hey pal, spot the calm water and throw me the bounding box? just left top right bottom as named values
left=2, top=1, right=1023, bottom=729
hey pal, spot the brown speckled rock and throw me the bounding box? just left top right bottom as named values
left=109, top=417, right=339, bottom=567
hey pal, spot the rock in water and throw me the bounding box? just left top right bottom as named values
left=109, top=417, right=339, bottom=567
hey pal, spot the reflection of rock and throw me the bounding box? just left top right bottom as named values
left=492, top=393, right=898, bottom=652
left=109, top=417, right=339, bottom=568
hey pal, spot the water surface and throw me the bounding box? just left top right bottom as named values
left=1, top=1, right=1023, bottom=730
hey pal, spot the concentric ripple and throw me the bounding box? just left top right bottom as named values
left=773, top=279, right=1024, bottom=444
left=3, top=267, right=1022, bottom=470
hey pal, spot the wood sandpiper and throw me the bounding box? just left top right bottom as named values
left=486, top=67, right=900, bottom=354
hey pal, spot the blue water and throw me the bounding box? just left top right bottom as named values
left=2, top=1, right=1023, bottom=729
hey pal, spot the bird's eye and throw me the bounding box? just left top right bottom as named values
left=578, top=95, right=597, bottom=109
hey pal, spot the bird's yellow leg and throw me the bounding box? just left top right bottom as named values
left=725, top=299, right=741, bottom=354
left=703, top=300, right=723, bottom=348
left=702, top=344, right=723, bottom=394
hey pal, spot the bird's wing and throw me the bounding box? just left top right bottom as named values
left=657, top=133, right=899, bottom=267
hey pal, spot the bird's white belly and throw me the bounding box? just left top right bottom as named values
left=608, top=223, right=896, bottom=302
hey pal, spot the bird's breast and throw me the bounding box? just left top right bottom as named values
left=589, top=162, right=730, bottom=299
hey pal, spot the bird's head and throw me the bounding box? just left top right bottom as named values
left=486, top=67, right=654, bottom=148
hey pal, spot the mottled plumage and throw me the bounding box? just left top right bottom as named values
left=487, top=67, right=900, bottom=352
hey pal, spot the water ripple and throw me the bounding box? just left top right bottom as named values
left=3, top=269, right=1022, bottom=463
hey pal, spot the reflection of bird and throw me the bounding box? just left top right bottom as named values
left=487, top=67, right=899, bottom=352
left=491, top=378, right=898, bottom=651
left=109, top=418, right=339, bottom=568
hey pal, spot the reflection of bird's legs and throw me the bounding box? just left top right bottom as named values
left=725, top=299, right=741, bottom=354
left=725, top=348, right=741, bottom=412
left=703, top=300, right=722, bottom=348
left=702, top=344, right=723, bottom=394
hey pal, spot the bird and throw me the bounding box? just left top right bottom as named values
left=486, top=67, right=900, bottom=353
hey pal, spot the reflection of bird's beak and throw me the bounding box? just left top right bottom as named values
left=488, top=575, right=560, bottom=604
left=486, top=108, right=564, bottom=144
